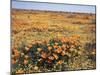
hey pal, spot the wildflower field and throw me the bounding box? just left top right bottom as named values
left=11, top=9, right=96, bottom=74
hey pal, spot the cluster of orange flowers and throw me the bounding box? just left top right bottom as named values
left=12, top=34, right=81, bottom=73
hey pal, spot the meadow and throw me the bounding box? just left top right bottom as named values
left=11, top=9, right=96, bottom=74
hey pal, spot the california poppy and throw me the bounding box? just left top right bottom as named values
left=66, top=45, right=70, bottom=49
left=31, top=40, right=37, bottom=45
left=24, top=59, right=28, bottom=65
left=41, top=52, right=47, bottom=59
left=55, top=47, right=62, bottom=53
left=61, top=51, right=66, bottom=56
left=57, top=60, right=63, bottom=65
left=13, top=49, right=18, bottom=53
left=72, top=34, right=80, bottom=39
left=60, top=37, right=68, bottom=43
left=53, top=45, right=58, bottom=49
left=48, top=46, right=52, bottom=51
left=12, top=59, right=16, bottom=64
left=62, top=44, right=67, bottom=50
left=14, top=51, right=20, bottom=58
left=48, top=56, right=54, bottom=60
left=53, top=53, right=59, bottom=60
left=47, top=59, right=52, bottom=63
left=70, top=45, right=75, bottom=48
left=28, top=44, right=33, bottom=48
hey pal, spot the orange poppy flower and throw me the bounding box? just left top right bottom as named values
left=14, top=51, right=20, bottom=58
left=72, top=34, right=80, bottom=39
left=66, top=45, right=70, bottom=49
left=41, top=52, right=47, bottom=59
left=57, top=60, right=63, bottom=65
left=47, top=59, right=52, bottom=63
left=31, top=41, right=36, bottom=45
left=24, top=59, right=28, bottom=65
left=28, top=44, right=33, bottom=48
left=12, top=46, right=18, bottom=51
left=48, top=56, right=54, bottom=60
left=48, top=46, right=52, bottom=51
left=61, top=51, right=66, bottom=56
left=70, top=45, right=75, bottom=48
left=13, top=49, right=18, bottom=53
left=53, top=53, right=59, bottom=60
left=62, top=44, right=66, bottom=49
left=61, top=37, right=66, bottom=43
left=53, top=45, right=58, bottom=49
left=70, top=40, right=75, bottom=44
left=12, top=59, right=16, bottom=64
left=60, top=37, right=68, bottom=43
left=55, top=47, right=62, bottom=53
left=74, top=42, right=78, bottom=46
